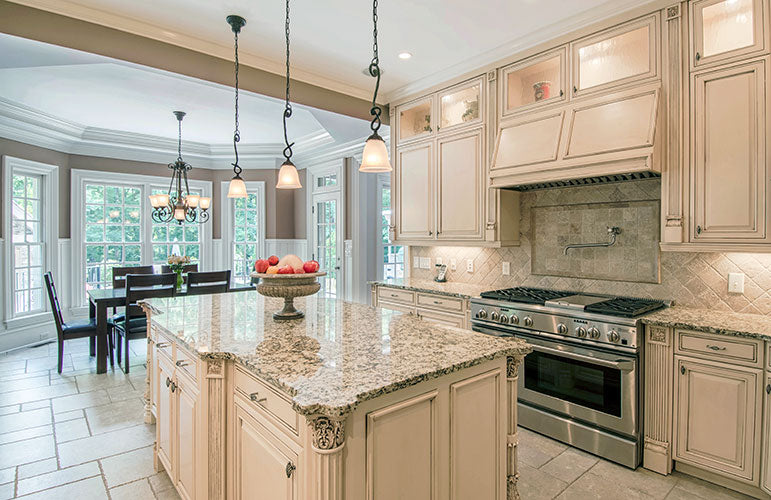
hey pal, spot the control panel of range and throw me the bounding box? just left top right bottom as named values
left=470, top=300, right=639, bottom=348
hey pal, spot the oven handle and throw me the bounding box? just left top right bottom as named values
left=529, top=344, right=636, bottom=372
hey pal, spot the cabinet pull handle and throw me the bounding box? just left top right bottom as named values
left=285, top=461, right=296, bottom=478
left=695, top=52, right=701, bottom=61
left=170, top=382, right=177, bottom=393
left=428, top=231, right=433, bottom=236
left=175, top=360, right=189, bottom=367
left=165, top=377, right=171, bottom=387
left=696, top=225, right=702, bottom=235
left=390, top=293, right=399, bottom=297
left=705, top=344, right=726, bottom=351
left=559, top=90, right=564, bottom=97
left=249, top=392, right=267, bottom=404
left=573, top=86, right=578, bottom=93
left=680, top=366, right=686, bottom=375
left=157, top=342, right=169, bottom=348
left=767, top=384, right=771, bottom=395
left=433, top=300, right=442, bottom=305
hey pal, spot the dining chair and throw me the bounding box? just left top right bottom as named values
left=186, top=270, right=232, bottom=295
left=110, top=265, right=155, bottom=322
left=44, top=272, right=114, bottom=373
left=114, top=273, right=176, bottom=373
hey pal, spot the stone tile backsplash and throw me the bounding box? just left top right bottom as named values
left=409, top=179, right=771, bottom=315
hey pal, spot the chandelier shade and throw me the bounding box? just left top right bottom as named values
left=276, top=159, right=302, bottom=189
left=226, top=15, right=248, bottom=198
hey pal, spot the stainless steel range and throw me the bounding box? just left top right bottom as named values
left=470, top=287, right=669, bottom=468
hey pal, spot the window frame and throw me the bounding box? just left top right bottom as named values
left=71, top=169, right=212, bottom=310
left=2, top=156, right=59, bottom=329
left=220, top=181, right=266, bottom=285
left=376, top=174, right=405, bottom=281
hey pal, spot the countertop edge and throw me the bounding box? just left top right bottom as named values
left=369, top=280, right=483, bottom=299
left=640, top=309, right=771, bottom=342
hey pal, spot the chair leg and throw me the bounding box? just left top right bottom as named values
left=107, top=330, right=114, bottom=367
left=124, top=336, right=130, bottom=374
left=57, top=339, right=64, bottom=374
left=89, top=335, right=95, bottom=357
left=116, top=332, right=122, bottom=364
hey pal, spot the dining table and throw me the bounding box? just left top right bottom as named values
left=87, top=283, right=253, bottom=374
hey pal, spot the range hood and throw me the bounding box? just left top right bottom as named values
left=490, top=84, right=661, bottom=189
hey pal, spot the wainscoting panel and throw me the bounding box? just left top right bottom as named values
left=58, top=238, right=72, bottom=313
left=265, top=239, right=308, bottom=261
left=212, top=239, right=224, bottom=271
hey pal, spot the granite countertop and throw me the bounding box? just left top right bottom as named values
left=642, top=306, right=771, bottom=341
left=370, top=278, right=488, bottom=299
left=142, top=291, right=530, bottom=419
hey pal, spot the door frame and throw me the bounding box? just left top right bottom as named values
left=306, top=161, right=345, bottom=299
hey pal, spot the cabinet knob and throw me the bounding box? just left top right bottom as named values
left=695, top=52, right=701, bottom=61
left=680, top=366, right=686, bottom=375
left=170, top=382, right=177, bottom=393
left=428, top=231, right=433, bottom=236
left=705, top=344, right=726, bottom=351
left=696, top=225, right=702, bottom=235
left=165, top=377, right=171, bottom=387
left=285, top=461, right=296, bottom=478
left=249, top=392, right=267, bottom=404
left=767, top=384, right=771, bottom=395
left=560, top=90, right=564, bottom=97
left=573, top=86, right=578, bottom=93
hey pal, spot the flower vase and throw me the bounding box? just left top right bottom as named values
left=175, top=271, right=184, bottom=291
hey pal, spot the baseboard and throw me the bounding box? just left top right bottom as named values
left=675, top=462, right=770, bottom=499
left=0, top=320, right=56, bottom=354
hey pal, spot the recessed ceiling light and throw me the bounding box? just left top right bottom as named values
left=398, top=52, right=412, bottom=60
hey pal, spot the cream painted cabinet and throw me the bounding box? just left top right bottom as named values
left=691, top=57, right=770, bottom=243
left=397, top=97, right=434, bottom=144
left=175, top=373, right=198, bottom=500
left=691, top=0, right=767, bottom=69
left=437, top=129, right=484, bottom=241
left=674, top=356, right=762, bottom=482
left=157, top=357, right=175, bottom=473
left=395, top=141, right=434, bottom=240
left=763, top=374, right=771, bottom=495
left=372, top=285, right=470, bottom=329
left=501, top=47, right=567, bottom=117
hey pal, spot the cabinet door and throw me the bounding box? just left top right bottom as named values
left=691, top=0, right=766, bottom=69
left=763, top=375, right=771, bottom=495
left=675, top=357, right=761, bottom=481
left=398, top=97, right=434, bottom=144
left=571, top=14, right=658, bottom=96
left=233, top=403, right=298, bottom=500
left=395, top=141, right=434, bottom=240
left=175, top=375, right=198, bottom=500
left=438, top=78, right=483, bottom=133
left=437, top=129, right=484, bottom=240
left=691, top=58, right=769, bottom=242
left=417, top=309, right=466, bottom=329
left=157, top=360, right=174, bottom=475
left=502, top=47, right=567, bottom=116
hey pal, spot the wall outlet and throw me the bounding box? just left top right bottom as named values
left=466, top=259, right=474, bottom=273
left=502, top=262, right=511, bottom=276
left=436, top=257, right=443, bottom=266
left=420, top=257, right=431, bottom=269
left=728, top=272, right=745, bottom=293
left=413, top=256, right=420, bottom=268
left=450, top=259, right=457, bottom=271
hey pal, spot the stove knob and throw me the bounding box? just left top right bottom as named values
left=477, top=309, right=488, bottom=319
left=576, top=327, right=587, bottom=338
left=557, top=323, right=568, bottom=334
left=510, top=315, right=519, bottom=325
left=499, top=315, right=509, bottom=324
left=589, top=327, right=601, bottom=339
left=524, top=316, right=533, bottom=327
left=491, top=311, right=500, bottom=322
left=608, top=330, right=620, bottom=343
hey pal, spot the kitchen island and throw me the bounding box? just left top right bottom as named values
left=141, top=291, right=529, bottom=500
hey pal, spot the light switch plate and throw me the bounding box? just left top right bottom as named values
left=466, top=259, right=474, bottom=273
left=502, top=262, right=510, bottom=276
left=728, top=273, right=745, bottom=293
left=450, top=259, right=457, bottom=271
left=419, top=257, right=431, bottom=269
left=413, top=256, right=420, bottom=268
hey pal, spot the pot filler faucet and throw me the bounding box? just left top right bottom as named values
left=564, top=226, right=621, bottom=255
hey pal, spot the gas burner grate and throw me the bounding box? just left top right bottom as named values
left=480, top=287, right=573, bottom=305
left=585, top=297, right=666, bottom=318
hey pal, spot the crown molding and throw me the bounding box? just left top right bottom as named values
left=383, top=0, right=665, bottom=103
left=5, top=0, right=373, bottom=102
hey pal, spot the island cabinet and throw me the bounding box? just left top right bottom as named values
left=371, top=284, right=471, bottom=329
left=764, top=371, right=771, bottom=495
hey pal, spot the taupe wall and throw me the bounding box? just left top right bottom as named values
left=0, top=137, right=305, bottom=240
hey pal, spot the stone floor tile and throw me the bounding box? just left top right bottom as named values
left=541, top=447, right=601, bottom=484
left=0, top=408, right=51, bottom=434
left=54, top=418, right=90, bottom=443
left=21, top=400, right=51, bottom=411
left=109, top=478, right=154, bottom=500
left=53, top=409, right=84, bottom=423
left=0, top=435, right=55, bottom=469
left=16, top=462, right=101, bottom=496
left=517, top=427, right=569, bottom=469
left=15, top=475, right=107, bottom=499
left=100, top=445, right=155, bottom=487
left=75, top=372, right=133, bottom=393
left=0, top=424, right=52, bottom=445
left=107, top=387, right=144, bottom=403
left=155, top=487, right=181, bottom=500
left=51, top=390, right=110, bottom=414
left=556, top=470, right=657, bottom=500
left=586, top=460, right=678, bottom=499
left=0, top=383, right=78, bottom=407
left=0, top=466, right=14, bottom=484
left=85, top=399, right=144, bottom=435
left=669, top=472, right=754, bottom=500
left=148, top=471, right=173, bottom=493
left=518, top=462, right=569, bottom=500
left=0, top=405, right=19, bottom=416
left=0, top=375, right=50, bottom=393
left=0, top=482, right=13, bottom=500
left=0, top=370, right=51, bottom=382
left=26, top=356, right=73, bottom=373
left=57, top=423, right=154, bottom=467
left=17, top=458, right=58, bottom=479
left=0, top=359, right=26, bottom=370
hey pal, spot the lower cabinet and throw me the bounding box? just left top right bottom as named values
left=371, top=285, right=470, bottom=329
left=763, top=374, right=771, bottom=495
left=674, top=356, right=762, bottom=483
left=156, top=356, right=175, bottom=473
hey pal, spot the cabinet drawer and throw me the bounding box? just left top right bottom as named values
left=174, top=344, right=199, bottom=382
left=155, top=332, right=174, bottom=361
left=675, top=330, right=763, bottom=368
left=377, top=287, right=415, bottom=305
left=234, top=367, right=299, bottom=435
left=417, top=293, right=464, bottom=313
left=767, top=343, right=770, bottom=369
left=418, top=309, right=466, bottom=329
left=377, top=301, right=416, bottom=316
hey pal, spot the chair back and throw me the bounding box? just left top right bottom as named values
left=160, top=263, right=198, bottom=274
left=44, top=272, right=65, bottom=338
left=124, top=273, right=177, bottom=319
left=112, top=265, right=154, bottom=289
left=186, top=270, right=231, bottom=296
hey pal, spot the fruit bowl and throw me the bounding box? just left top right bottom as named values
left=249, top=271, right=326, bottom=320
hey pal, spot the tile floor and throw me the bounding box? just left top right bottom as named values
left=0, top=337, right=757, bottom=499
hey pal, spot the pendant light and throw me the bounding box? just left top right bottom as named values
left=226, top=15, right=248, bottom=198
left=275, top=0, right=302, bottom=190
left=359, top=0, right=392, bottom=173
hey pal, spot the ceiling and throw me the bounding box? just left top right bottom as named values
left=8, top=0, right=659, bottom=101
left=0, top=33, right=372, bottom=168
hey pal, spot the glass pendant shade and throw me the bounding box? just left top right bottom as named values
left=359, top=132, right=392, bottom=172
left=227, top=176, right=248, bottom=198
left=157, top=194, right=170, bottom=206
left=149, top=194, right=160, bottom=208
left=187, top=194, right=200, bottom=207
left=276, top=160, right=302, bottom=189
left=199, top=197, right=211, bottom=210
left=173, top=207, right=186, bottom=221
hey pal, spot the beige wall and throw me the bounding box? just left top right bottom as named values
left=0, top=137, right=306, bottom=240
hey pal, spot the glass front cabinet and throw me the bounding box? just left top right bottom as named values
left=397, top=97, right=433, bottom=143
left=691, top=0, right=767, bottom=69
left=501, top=47, right=567, bottom=117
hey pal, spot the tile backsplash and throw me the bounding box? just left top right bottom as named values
left=410, top=179, right=771, bottom=315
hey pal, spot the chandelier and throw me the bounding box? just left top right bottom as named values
left=149, top=111, right=211, bottom=224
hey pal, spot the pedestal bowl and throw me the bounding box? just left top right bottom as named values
left=250, top=271, right=326, bottom=320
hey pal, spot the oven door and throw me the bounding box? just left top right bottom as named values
left=517, top=333, right=638, bottom=437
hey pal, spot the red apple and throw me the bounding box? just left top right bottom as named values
left=254, top=259, right=269, bottom=273
left=277, top=265, right=294, bottom=274
left=303, top=260, right=319, bottom=273
left=268, top=255, right=279, bottom=266
left=293, top=267, right=305, bottom=274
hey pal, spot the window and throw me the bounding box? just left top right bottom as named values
left=83, top=183, right=142, bottom=298
left=222, top=181, right=265, bottom=286
left=316, top=173, right=338, bottom=188
left=11, top=173, right=45, bottom=315
left=151, top=187, right=201, bottom=267
left=380, top=182, right=404, bottom=280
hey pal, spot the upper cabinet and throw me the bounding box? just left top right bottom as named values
left=501, top=48, right=567, bottom=117
left=397, top=97, right=433, bottom=144
left=691, top=0, right=767, bottom=69
left=571, top=14, right=659, bottom=97
left=438, top=79, right=483, bottom=132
